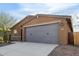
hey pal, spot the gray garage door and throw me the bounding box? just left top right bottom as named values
left=26, top=24, right=60, bottom=44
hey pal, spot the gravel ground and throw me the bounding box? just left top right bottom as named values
left=48, top=45, right=79, bottom=56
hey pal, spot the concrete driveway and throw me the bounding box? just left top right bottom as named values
left=0, top=42, right=58, bottom=56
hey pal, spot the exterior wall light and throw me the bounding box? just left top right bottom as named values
left=14, top=29, right=17, bottom=34
left=36, top=16, right=38, bottom=19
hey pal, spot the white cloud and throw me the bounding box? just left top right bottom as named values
left=18, top=3, right=78, bottom=15
left=44, top=3, right=78, bottom=14
left=18, top=4, right=50, bottom=15
left=7, top=3, right=78, bottom=21
left=6, top=3, right=78, bottom=23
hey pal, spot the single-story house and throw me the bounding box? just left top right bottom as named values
left=10, top=14, right=74, bottom=45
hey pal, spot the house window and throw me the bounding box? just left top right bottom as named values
left=14, top=29, right=18, bottom=34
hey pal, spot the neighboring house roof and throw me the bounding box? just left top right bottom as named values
left=11, top=14, right=73, bottom=31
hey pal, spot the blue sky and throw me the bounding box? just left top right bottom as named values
left=0, top=3, right=79, bottom=21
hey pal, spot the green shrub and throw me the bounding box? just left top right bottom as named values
left=0, top=31, right=10, bottom=43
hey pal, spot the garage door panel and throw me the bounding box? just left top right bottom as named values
left=26, top=24, right=60, bottom=44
